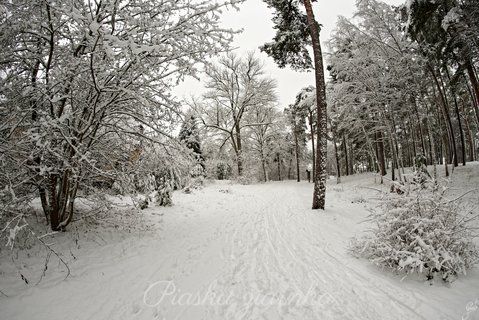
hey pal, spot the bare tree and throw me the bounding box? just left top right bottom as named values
left=247, top=104, right=282, bottom=182
left=193, top=52, right=277, bottom=176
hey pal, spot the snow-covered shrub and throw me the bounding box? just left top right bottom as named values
left=351, top=177, right=479, bottom=281
left=154, top=177, right=173, bottom=207
left=412, top=153, right=431, bottom=188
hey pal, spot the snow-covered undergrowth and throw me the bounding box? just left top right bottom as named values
left=351, top=178, right=479, bottom=281
left=0, top=194, right=150, bottom=294
left=1, top=164, right=479, bottom=320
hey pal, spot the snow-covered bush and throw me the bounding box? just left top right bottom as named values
left=154, top=176, right=173, bottom=207
left=351, top=178, right=479, bottom=281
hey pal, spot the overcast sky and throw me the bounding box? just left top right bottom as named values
left=174, top=0, right=405, bottom=108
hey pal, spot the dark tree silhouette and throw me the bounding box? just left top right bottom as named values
left=261, top=0, right=328, bottom=209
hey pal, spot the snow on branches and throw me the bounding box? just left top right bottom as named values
left=351, top=177, right=479, bottom=281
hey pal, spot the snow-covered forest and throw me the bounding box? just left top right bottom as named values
left=1, top=0, right=478, bottom=319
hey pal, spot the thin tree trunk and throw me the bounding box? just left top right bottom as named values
left=332, top=129, right=341, bottom=183
left=388, top=132, right=397, bottom=181
left=294, top=125, right=300, bottom=182
left=426, top=116, right=437, bottom=180
left=288, top=155, right=293, bottom=180
left=377, top=131, right=387, bottom=177
left=428, top=65, right=458, bottom=167
left=465, top=60, right=479, bottom=127
left=413, top=99, right=427, bottom=158
left=343, top=135, right=349, bottom=176
left=234, top=124, right=243, bottom=176
left=446, top=68, right=466, bottom=165
left=443, top=135, right=450, bottom=177
left=261, top=152, right=268, bottom=182
left=49, top=175, right=59, bottom=230
left=461, top=99, right=475, bottom=161
left=349, top=142, right=354, bottom=175
left=309, top=109, right=316, bottom=178
left=276, top=153, right=282, bottom=181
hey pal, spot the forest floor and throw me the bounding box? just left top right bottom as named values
left=1, top=163, right=479, bottom=320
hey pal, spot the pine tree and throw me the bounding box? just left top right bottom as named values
left=179, top=115, right=205, bottom=175
left=261, top=0, right=328, bottom=209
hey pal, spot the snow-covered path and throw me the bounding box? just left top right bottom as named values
left=1, top=175, right=479, bottom=320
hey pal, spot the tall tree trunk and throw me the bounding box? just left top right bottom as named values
left=426, top=118, right=437, bottom=180
left=360, top=124, right=379, bottom=176
left=309, top=109, right=316, bottom=178
left=303, top=0, right=327, bottom=209
left=261, top=151, right=268, bottom=182
left=465, top=60, right=479, bottom=127
left=374, top=132, right=380, bottom=173
left=49, top=175, right=59, bottom=230
left=332, top=128, right=341, bottom=183
left=393, top=134, right=403, bottom=182
left=377, top=131, right=387, bottom=177
left=288, top=155, right=293, bottom=180
left=388, top=132, right=397, bottom=182
left=413, top=98, right=427, bottom=158
left=443, top=135, right=450, bottom=177
left=408, top=117, right=417, bottom=163
left=349, top=142, right=354, bottom=175
left=294, top=125, right=301, bottom=182
left=428, top=65, right=458, bottom=167
left=234, top=124, right=243, bottom=176
left=446, top=68, right=466, bottom=165
left=343, top=135, right=349, bottom=176
left=461, top=99, right=475, bottom=161
left=276, top=153, right=282, bottom=181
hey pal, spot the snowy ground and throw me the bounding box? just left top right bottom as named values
left=1, top=163, right=479, bottom=320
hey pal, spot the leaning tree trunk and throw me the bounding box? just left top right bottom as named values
left=303, top=0, right=327, bottom=210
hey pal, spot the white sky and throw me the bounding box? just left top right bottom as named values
left=174, top=0, right=405, bottom=108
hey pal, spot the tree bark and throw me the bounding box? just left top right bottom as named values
left=332, top=127, right=341, bottom=183
left=465, top=60, right=479, bottom=127
left=303, top=0, right=327, bottom=210
left=428, top=64, right=458, bottom=167
left=294, top=124, right=301, bottom=182
left=261, top=151, right=268, bottom=182
left=377, top=131, right=387, bottom=177
left=234, top=123, right=243, bottom=176
left=343, top=135, right=349, bottom=176
left=308, top=109, right=316, bottom=178
left=461, top=99, right=475, bottom=161
left=446, top=68, right=466, bottom=165
left=276, top=153, right=282, bottom=181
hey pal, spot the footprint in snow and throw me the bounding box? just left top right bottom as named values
left=131, top=302, right=141, bottom=314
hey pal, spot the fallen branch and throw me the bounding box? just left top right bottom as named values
left=28, top=228, right=71, bottom=281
